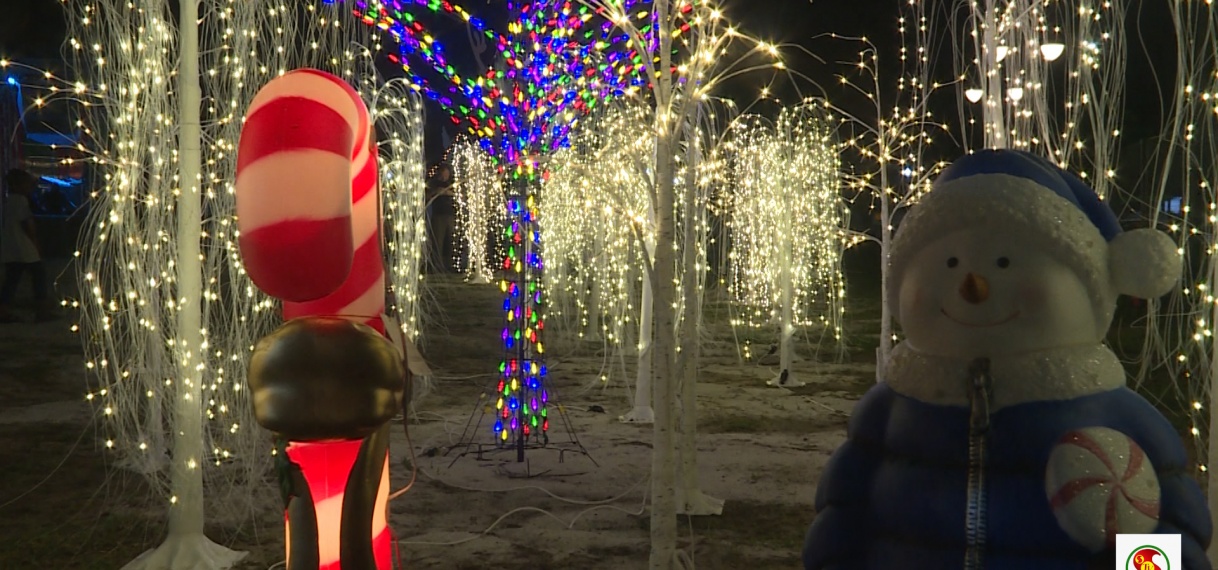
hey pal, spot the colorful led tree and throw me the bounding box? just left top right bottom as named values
left=727, top=105, right=847, bottom=388
left=451, top=137, right=502, bottom=284
left=487, top=161, right=549, bottom=458
left=345, top=0, right=647, bottom=161
left=55, top=1, right=418, bottom=567
left=344, top=0, right=667, bottom=458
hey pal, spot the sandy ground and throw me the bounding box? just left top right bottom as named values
left=0, top=262, right=877, bottom=570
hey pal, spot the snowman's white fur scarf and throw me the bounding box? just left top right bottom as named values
left=885, top=341, right=1124, bottom=410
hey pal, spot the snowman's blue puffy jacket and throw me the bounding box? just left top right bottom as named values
left=802, top=384, right=1211, bottom=570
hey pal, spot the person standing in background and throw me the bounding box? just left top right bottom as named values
left=0, top=169, right=53, bottom=322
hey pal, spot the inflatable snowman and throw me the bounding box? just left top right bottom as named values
left=803, top=150, right=1212, bottom=569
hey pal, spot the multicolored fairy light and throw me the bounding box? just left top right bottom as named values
left=494, top=162, right=551, bottom=457
left=340, top=0, right=673, bottom=449
left=342, top=0, right=656, bottom=161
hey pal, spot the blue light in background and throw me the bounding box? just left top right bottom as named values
left=40, top=176, right=80, bottom=188
left=5, top=77, right=15, bottom=86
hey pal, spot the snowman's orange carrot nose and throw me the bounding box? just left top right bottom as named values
left=960, top=273, right=990, bottom=304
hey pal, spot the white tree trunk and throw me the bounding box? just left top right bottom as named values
left=676, top=111, right=722, bottom=515
left=584, top=232, right=603, bottom=340
left=877, top=191, right=893, bottom=383
left=648, top=1, right=679, bottom=566
left=769, top=225, right=804, bottom=388
left=123, top=1, right=246, bottom=567
left=622, top=235, right=656, bottom=423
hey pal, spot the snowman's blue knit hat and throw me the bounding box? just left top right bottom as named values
left=889, top=149, right=1180, bottom=329
left=935, top=150, right=1123, bottom=241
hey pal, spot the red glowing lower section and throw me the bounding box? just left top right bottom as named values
left=285, top=440, right=393, bottom=569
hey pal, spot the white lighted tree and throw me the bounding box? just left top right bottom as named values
left=369, top=67, right=429, bottom=344
left=543, top=102, right=651, bottom=349
left=451, top=138, right=502, bottom=284
left=1124, top=2, right=1218, bottom=563
left=727, top=105, right=847, bottom=387
left=574, top=0, right=783, bottom=564
left=59, top=1, right=413, bottom=567
left=952, top=0, right=1125, bottom=197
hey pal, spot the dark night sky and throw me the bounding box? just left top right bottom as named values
left=0, top=0, right=67, bottom=62
left=0, top=0, right=1179, bottom=156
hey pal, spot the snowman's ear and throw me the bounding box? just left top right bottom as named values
left=1108, top=228, right=1181, bottom=299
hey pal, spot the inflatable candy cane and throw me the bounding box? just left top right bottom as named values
left=237, top=68, right=405, bottom=570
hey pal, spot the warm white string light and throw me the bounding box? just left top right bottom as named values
left=542, top=102, right=653, bottom=393
left=952, top=0, right=1125, bottom=198
left=1124, top=3, right=1218, bottom=544
left=451, top=138, right=501, bottom=285
left=725, top=105, right=848, bottom=384
left=46, top=3, right=416, bottom=556
left=365, top=63, right=429, bottom=345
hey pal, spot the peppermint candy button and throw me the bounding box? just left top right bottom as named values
left=1045, top=426, right=1161, bottom=551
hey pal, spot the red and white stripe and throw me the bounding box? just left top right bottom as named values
left=285, top=440, right=393, bottom=570
left=236, top=68, right=385, bottom=333
left=237, top=69, right=392, bottom=569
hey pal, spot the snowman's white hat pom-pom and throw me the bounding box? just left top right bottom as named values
left=1108, top=228, right=1181, bottom=299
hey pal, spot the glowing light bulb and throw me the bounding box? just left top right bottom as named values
left=1040, top=43, right=1065, bottom=62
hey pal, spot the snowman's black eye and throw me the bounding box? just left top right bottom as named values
left=997, top=257, right=1010, bottom=269
left=947, top=257, right=959, bottom=268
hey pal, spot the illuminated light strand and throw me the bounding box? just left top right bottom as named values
left=952, top=0, right=1124, bottom=197
left=1135, top=1, right=1218, bottom=488
left=725, top=106, right=848, bottom=373
left=542, top=102, right=653, bottom=364
left=44, top=0, right=421, bottom=528
left=364, top=61, right=430, bottom=345
left=341, top=0, right=672, bottom=162
left=494, top=164, right=552, bottom=451
left=451, top=138, right=502, bottom=284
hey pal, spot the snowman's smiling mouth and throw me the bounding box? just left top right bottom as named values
left=940, top=309, right=1021, bottom=327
